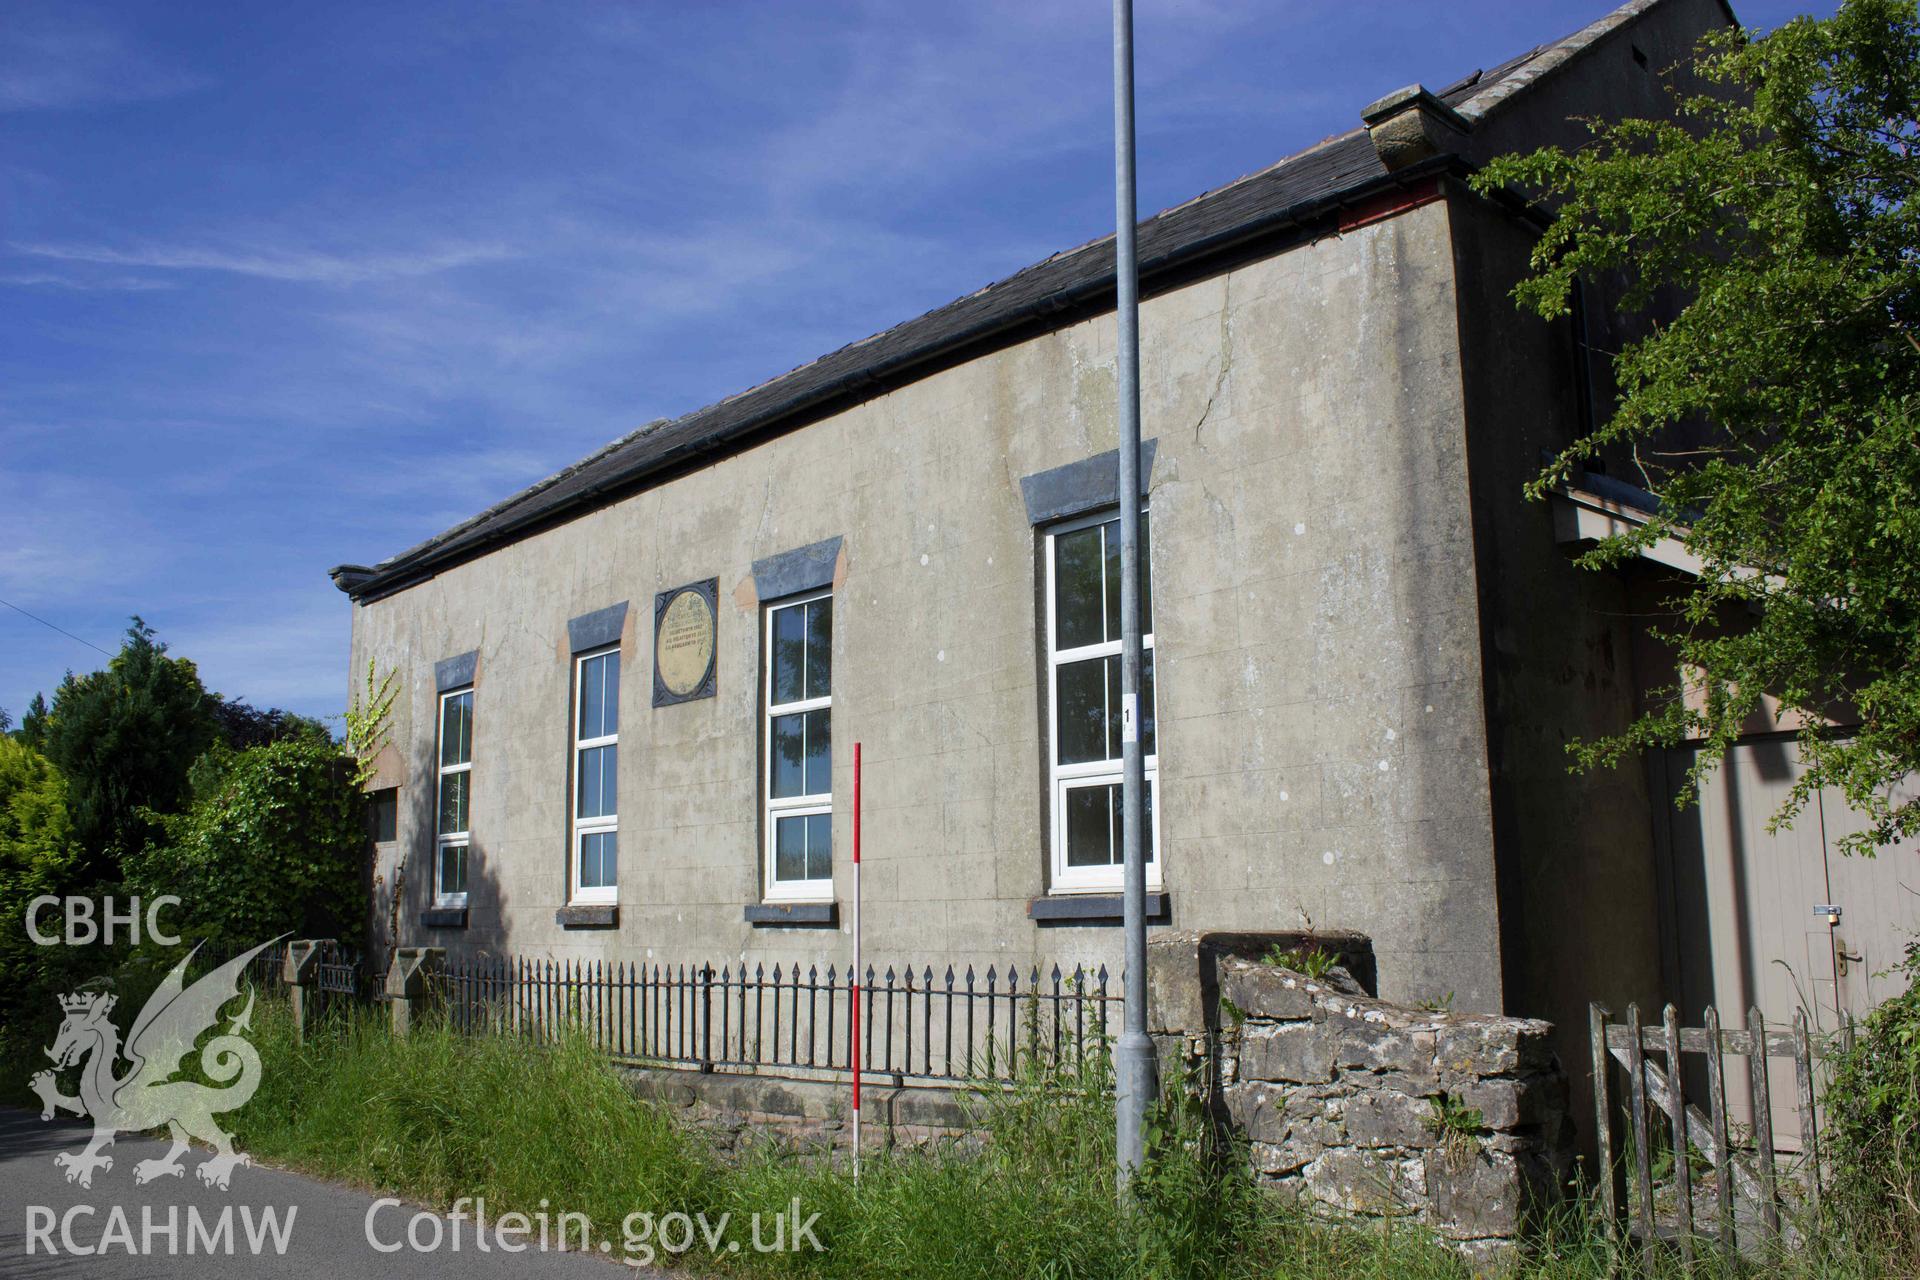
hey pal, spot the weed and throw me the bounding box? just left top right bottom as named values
left=1426, top=1093, right=1485, bottom=1171
left=1262, top=944, right=1338, bottom=981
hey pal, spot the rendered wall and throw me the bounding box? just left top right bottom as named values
left=348, top=197, right=1507, bottom=1008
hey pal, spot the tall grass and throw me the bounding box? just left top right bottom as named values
left=236, top=1000, right=714, bottom=1227
left=224, top=1000, right=1903, bottom=1279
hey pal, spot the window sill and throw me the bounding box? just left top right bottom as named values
left=557, top=903, right=619, bottom=929
left=1028, top=892, right=1170, bottom=925
left=745, top=902, right=839, bottom=928
left=419, top=907, right=468, bottom=930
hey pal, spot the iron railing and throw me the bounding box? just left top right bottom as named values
left=193, top=939, right=373, bottom=1005
left=429, top=956, right=1118, bottom=1086
left=192, top=939, right=286, bottom=991
left=315, top=941, right=373, bottom=1000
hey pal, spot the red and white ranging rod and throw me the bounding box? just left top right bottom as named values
left=850, top=741, right=863, bottom=1180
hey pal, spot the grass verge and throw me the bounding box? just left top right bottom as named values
left=43, top=997, right=1905, bottom=1279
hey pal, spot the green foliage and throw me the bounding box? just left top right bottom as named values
left=235, top=1003, right=715, bottom=1226
left=1824, top=940, right=1920, bottom=1254
left=18, top=692, right=48, bottom=751
left=32, top=618, right=218, bottom=871
left=1472, top=0, right=1920, bottom=855
left=126, top=737, right=366, bottom=947
left=1416, top=992, right=1457, bottom=1013
left=342, top=660, right=397, bottom=789
left=210, top=698, right=332, bottom=752
left=1425, top=1094, right=1484, bottom=1138
left=1264, top=944, right=1339, bottom=980
left=0, top=737, right=82, bottom=1025
left=1426, top=1093, right=1487, bottom=1171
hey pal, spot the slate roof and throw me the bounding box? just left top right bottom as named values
left=327, top=4, right=1674, bottom=603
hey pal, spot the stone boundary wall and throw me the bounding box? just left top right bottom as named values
left=619, top=1066, right=978, bottom=1158
left=1207, top=954, right=1573, bottom=1264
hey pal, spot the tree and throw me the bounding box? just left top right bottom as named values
left=127, top=737, right=366, bottom=947
left=210, top=698, right=331, bottom=752
left=33, top=618, right=218, bottom=871
left=0, top=737, right=81, bottom=1021
left=1474, top=0, right=1920, bottom=855
left=18, top=693, right=49, bottom=752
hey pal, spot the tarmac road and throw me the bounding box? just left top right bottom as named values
left=0, top=1107, right=662, bottom=1278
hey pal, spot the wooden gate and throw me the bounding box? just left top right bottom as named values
left=1590, top=1001, right=1838, bottom=1265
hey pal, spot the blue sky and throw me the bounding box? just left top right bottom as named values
left=1, top=0, right=1835, bottom=726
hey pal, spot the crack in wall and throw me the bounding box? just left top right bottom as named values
left=1194, top=277, right=1236, bottom=445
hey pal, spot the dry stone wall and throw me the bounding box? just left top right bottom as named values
left=1209, top=955, right=1573, bottom=1263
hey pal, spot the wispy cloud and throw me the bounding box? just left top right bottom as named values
left=9, top=238, right=515, bottom=285
left=0, top=464, right=164, bottom=599
left=0, top=4, right=207, bottom=112
left=737, top=0, right=1278, bottom=209
left=0, top=271, right=173, bottom=292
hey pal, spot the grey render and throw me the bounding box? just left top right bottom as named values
left=335, top=0, right=1735, bottom=1082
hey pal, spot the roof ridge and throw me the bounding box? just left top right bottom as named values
left=1456, top=0, right=1671, bottom=124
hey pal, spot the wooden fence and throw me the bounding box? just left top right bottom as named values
left=1591, top=1001, right=1841, bottom=1264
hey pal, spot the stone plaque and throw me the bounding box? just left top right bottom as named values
left=652, top=578, right=718, bottom=706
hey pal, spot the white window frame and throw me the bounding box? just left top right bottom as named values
left=763, top=589, right=833, bottom=903
left=434, top=688, right=472, bottom=909
left=570, top=647, right=620, bottom=905
left=1045, top=507, right=1162, bottom=893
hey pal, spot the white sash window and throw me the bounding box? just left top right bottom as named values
left=1045, top=509, right=1159, bottom=892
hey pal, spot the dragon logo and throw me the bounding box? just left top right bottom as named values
left=29, top=939, right=279, bottom=1190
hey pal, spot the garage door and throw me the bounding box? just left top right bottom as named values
left=1657, top=738, right=1919, bottom=1147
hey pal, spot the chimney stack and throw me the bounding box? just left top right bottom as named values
left=1361, top=85, right=1472, bottom=170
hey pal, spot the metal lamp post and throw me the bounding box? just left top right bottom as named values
left=1110, top=0, right=1157, bottom=1196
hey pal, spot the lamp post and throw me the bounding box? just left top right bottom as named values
left=1110, top=0, right=1157, bottom=1196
